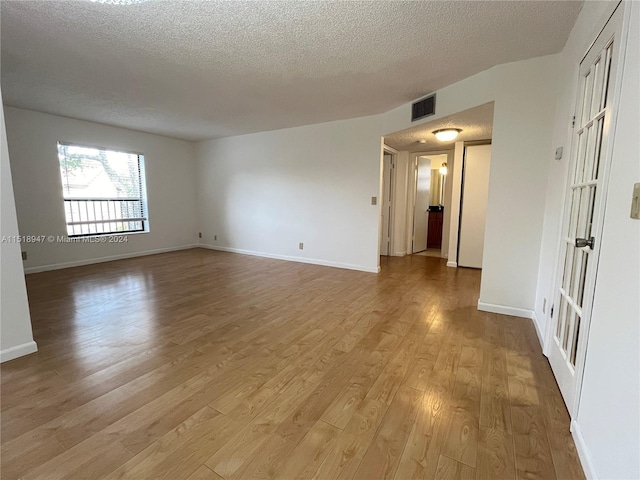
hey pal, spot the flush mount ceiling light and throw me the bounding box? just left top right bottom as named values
left=433, top=128, right=462, bottom=142
left=417, top=139, right=428, bottom=144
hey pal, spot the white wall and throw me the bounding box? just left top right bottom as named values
left=4, top=108, right=199, bottom=272
left=478, top=57, right=558, bottom=315
left=196, top=115, right=383, bottom=272
left=0, top=93, right=37, bottom=362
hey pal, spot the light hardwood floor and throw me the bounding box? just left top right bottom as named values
left=1, top=249, right=584, bottom=480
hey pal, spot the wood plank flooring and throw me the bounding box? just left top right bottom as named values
left=1, top=249, right=584, bottom=479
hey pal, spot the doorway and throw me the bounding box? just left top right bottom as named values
left=411, top=154, right=448, bottom=255
left=379, top=102, right=495, bottom=273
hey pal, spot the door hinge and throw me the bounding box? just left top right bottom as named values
left=551, top=304, right=555, bottom=318
left=571, top=116, right=576, bottom=128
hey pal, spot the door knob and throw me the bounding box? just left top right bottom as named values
left=575, top=237, right=595, bottom=249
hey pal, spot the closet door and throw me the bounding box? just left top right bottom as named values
left=458, top=145, right=491, bottom=268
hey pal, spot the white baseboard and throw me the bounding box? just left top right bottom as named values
left=24, top=244, right=199, bottom=274
left=0, top=340, right=38, bottom=363
left=478, top=302, right=546, bottom=350
left=571, top=419, right=597, bottom=479
left=200, top=244, right=379, bottom=273
left=446, top=261, right=457, bottom=268
left=530, top=311, right=546, bottom=351
left=477, top=301, right=534, bottom=320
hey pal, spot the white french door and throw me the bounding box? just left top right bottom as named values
left=548, top=4, right=623, bottom=415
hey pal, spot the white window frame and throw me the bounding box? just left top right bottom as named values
left=57, top=142, right=150, bottom=238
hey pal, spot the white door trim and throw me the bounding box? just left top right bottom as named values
left=381, top=150, right=395, bottom=256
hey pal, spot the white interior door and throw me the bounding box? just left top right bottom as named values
left=380, top=153, right=393, bottom=256
left=548, top=5, right=622, bottom=415
left=412, top=156, right=431, bottom=253
left=458, top=145, right=491, bottom=268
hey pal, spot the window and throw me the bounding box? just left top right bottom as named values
left=57, top=143, right=149, bottom=237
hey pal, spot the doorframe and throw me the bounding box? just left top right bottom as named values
left=543, top=0, right=631, bottom=420
left=377, top=143, right=398, bottom=262
left=406, top=150, right=452, bottom=255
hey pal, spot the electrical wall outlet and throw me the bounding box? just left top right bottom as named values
left=198, top=232, right=202, bottom=238
left=299, top=242, right=304, bottom=250
left=21, top=251, right=27, bottom=261
left=371, top=197, right=377, bottom=205
left=214, top=235, right=217, bottom=241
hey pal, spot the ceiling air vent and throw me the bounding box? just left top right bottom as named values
left=411, top=94, right=436, bottom=122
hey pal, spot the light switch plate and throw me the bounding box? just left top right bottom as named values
left=555, top=147, right=563, bottom=160
left=631, top=183, right=640, bottom=220
left=371, top=197, right=377, bottom=205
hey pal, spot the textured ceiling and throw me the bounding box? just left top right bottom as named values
left=1, top=1, right=582, bottom=141
left=384, top=102, right=494, bottom=153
